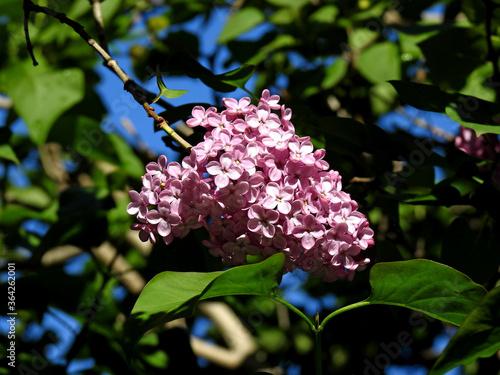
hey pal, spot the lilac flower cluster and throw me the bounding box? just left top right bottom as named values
left=127, top=90, right=374, bottom=281
left=455, top=126, right=500, bottom=160
left=455, top=126, right=500, bottom=185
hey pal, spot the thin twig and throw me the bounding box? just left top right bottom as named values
left=142, top=103, right=193, bottom=150
left=23, top=0, right=38, bottom=66
left=349, top=177, right=375, bottom=184
left=24, top=0, right=133, bottom=86
left=23, top=0, right=192, bottom=151
left=485, top=0, right=500, bottom=101
left=89, top=0, right=109, bottom=53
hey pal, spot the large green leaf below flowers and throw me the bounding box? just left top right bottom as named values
left=125, top=253, right=285, bottom=356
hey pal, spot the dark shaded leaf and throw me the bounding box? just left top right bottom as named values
left=389, top=81, right=500, bottom=135
left=418, top=26, right=487, bottom=89
left=441, top=218, right=500, bottom=285
left=429, top=287, right=500, bottom=375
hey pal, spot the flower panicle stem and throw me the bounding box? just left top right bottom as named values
left=141, top=103, right=193, bottom=152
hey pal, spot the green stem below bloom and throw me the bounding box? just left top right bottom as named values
left=314, top=321, right=322, bottom=375
left=273, top=294, right=316, bottom=333
left=274, top=294, right=371, bottom=374
left=318, top=301, right=371, bottom=332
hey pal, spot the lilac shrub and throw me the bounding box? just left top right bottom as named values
left=127, top=90, right=374, bottom=281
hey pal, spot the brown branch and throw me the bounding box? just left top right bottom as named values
left=142, top=103, right=193, bottom=150
left=23, top=0, right=38, bottom=66
left=23, top=0, right=135, bottom=89
left=22, top=0, right=192, bottom=151
left=89, top=0, right=109, bottom=53
left=349, top=177, right=375, bottom=184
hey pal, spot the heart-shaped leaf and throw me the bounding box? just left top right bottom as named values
left=218, top=7, right=265, bottom=44
left=358, top=42, right=402, bottom=84
left=3, top=60, right=85, bottom=145
left=366, top=259, right=487, bottom=326
left=0, top=144, right=20, bottom=165
left=429, top=286, right=500, bottom=375
left=125, top=253, right=285, bottom=355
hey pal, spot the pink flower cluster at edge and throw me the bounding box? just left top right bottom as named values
left=455, top=126, right=500, bottom=185
left=455, top=126, right=500, bottom=160
left=127, top=90, right=375, bottom=281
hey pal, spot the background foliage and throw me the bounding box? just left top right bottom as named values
left=1, top=0, right=500, bottom=374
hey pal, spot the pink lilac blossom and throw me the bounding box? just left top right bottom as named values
left=454, top=126, right=500, bottom=186
left=127, top=89, right=375, bottom=281
left=454, top=127, right=500, bottom=160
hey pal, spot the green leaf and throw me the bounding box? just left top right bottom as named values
left=5, top=186, right=52, bottom=210
left=108, top=134, right=144, bottom=179
left=418, top=26, right=486, bottom=89
left=445, top=105, right=500, bottom=136
left=3, top=60, right=85, bottom=145
left=462, top=0, right=487, bottom=24
left=370, top=82, right=398, bottom=116
left=309, top=5, right=339, bottom=24
left=247, top=34, right=296, bottom=65
left=397, top=27, right=439, bottom=61
left=441, top=218, right=500, bottom=285
left=125, top=253, right=285, bottom=354
left=351, top=1, right=386, bottom=21
left=152, top=68, right=188, bottom=103
left=0, top=202, right=58, bottom=226
left=211, top=64, right=255, bottom=91
left=429, top=286, right=500, bottom=375
left=358, top=42, right=401, bottom=84
left=367, top=259, right=487, bottom=326
left=219, top=7, right=265, bottom=44
left=200, top=64, right=256, bottom=93
left=322, top=58, right=349, bottom=89
left=47, top=116, right=119, bottom=165
left=165, top=51, right=255, bottom=92
left=459, top=63, right=495, bottom=102
left=264, top=0, right=308, bottom=8
left=348, top=28, right=378, bottom=51
left=315, top=117, right=370, bottom=156
left=0, top=144, right=20, bottom=164
left=389, top=80, right=453, bottom=113
left=389, top=81, right=500, bottom=135
left=269, top=8, right=297, bottom=25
